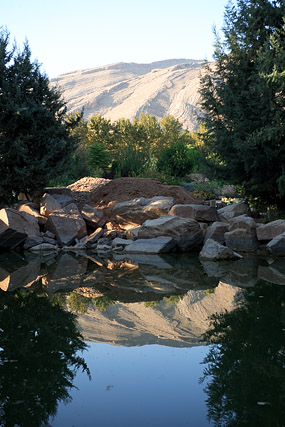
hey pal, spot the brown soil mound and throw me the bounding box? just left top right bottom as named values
left=87, top=177, right=200, bottom=208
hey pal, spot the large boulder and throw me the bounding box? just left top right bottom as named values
left=225, top=228, right=259, bottom=252
left=18, top=203, right=47, bottom=226
left=266, top=232, right=285, bottom=256
left=124, top=237, right=176, bottom=254
left=45, top=203, right=87, bottom=246
left=204, top=221, right=229, bottom=245
left=228, top=214, right=257, bottom=232
left=40, top=193, right=61, bottom=217
left=113, top=196, right=174, bottom=228
left=218, top=202, right=250, bottom=222
left=256, top=219, right=285, bottom=241
left=199, top=239, right=242, bottom=260
left=138, top=215, right=203, bottom=251
left=168, top=204, right=219, bottom=222
left=0, top=208, right=40, bottom=249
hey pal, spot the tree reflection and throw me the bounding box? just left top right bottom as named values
left=0, top=289, right=90, bottom=427
left=201, top=281, right=285, bottom=427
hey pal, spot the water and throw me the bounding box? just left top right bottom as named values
left=0, top=250, right=284, bottom=427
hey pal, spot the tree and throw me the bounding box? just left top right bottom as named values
left=199, top=0, right=285, bottom=208
left=0, top=28, right=76, bottom=204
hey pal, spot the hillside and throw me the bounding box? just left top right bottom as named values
left=51, top=59, right=210, bottom=131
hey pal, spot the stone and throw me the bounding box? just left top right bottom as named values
left=44, top=187, right=72, bottom=197
left=40, top=193, right=61, bottom=217
left=0, top=253, right=42, bottom=291
left=29, top=243, right=59, bottom=252
left=266, top=232, right=285, bottom=256
left=50, top=193, right=74, bottom=208
left=126, top=227, right=140, bottom=240
left=204, top=221, right=229, bottom=245
left=112, top=238, right=132, bottom=250
left=225, top=228, right=259, bottom=252
left=23, top=236, right=44, bottom=249
left=80, top=227, right=104, bottom=247
left=0, top=208, right=40, bottom=249
left=199, top=239, right=242, bottom=260
left=113, top=196, right=174, bottom=228
left=228, top=214, right=257, bottom=232
left=218, top=202, right=250, bottom=222
left=81, top=204, right=105, bottom=228
left=18, top=203, right=47, bottom=226
left=42, top=236, right=57, bottom=245
left=45, top=203, right=87, bottom=246
left=256, top=219, right=285, bottom=241
left=138, top=215, right=203, bottom=251
left=42, top=230, right=56, bottom=239
left=168, top=204, right=219, bottom=222
left=258, top=262, right=285, bottom=286
left=124, top=237, right=176, bottom=254
left=187, top=173, right=209, bottom=183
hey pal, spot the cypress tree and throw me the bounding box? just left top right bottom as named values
left=0, top=28, right=76, bottom=204
left=200, top=0, right=285, bottom=208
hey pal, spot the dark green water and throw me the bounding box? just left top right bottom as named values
left=0, top=250, right=284, bottom=427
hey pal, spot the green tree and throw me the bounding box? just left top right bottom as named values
left=199, top=0, right=285, bottom=208
left=0, top=29, right=76, bottom=204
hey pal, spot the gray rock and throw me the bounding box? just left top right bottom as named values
left=229, top=214, right=257, bottom=231
left=218, top=202, right=250, bottom=222
left=256, top=219, right=285, bottom=241
left=18, top=203, right=47, bottom=226
left=29, top=243, right=58, bottom=252
left=169, top=204, right=219, bottom=222
left=204, top=221, right=229, bottom=245
left=266, top=232, right=285, bottom=256
left=80, top=227, right=104, bottom=247
left=81, top=204, right=105, bottom=228
left=258, top=261, right=285, bottom=286
left=45, top=203, right=87, bottom=246
left=40, top=193, right=62, bottom=217
left=124, top=237, right=176, bottom=254
left=51, top=193, right=74, bottom=208
left=23, top=236, right=44, bottom=249
left=138, top=215, right=203, bottom=251
left=112, top=238, right=132, bottom=250
left=113, top=196, right=174, bottom=228
left=199, top=239, right=242, bottom=260
left=225, top=228, right=259, bottom=252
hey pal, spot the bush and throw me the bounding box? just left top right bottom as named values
left=157, top=142, right=196, bottom=178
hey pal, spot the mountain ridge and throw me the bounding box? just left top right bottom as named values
left=51, top=58, right=211, bottom=130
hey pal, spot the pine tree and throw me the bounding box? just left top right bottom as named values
left=0, top=28, right=76, bottom=204
left=199, top=0, right=285, bottom=208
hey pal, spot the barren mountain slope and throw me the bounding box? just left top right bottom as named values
left=51, top=59, right=210, bottom=131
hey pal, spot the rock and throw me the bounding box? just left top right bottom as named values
left=225, top=228, right=259, bottom=252
left=40, top=193, right=61, bottom=217
left=124, top=237, right=176, bottom=254
left=168, top=204, right=219, bottom=222
left=228, top=214, right=257, bottom=232
left=204, top=221, right=229, bottom=245
left=42, top=231, right=56, bottom=239
left=23, top=236, right=44, bottom=249
left=45, top=203, right=87, bottom=246
left=0, top=208, right=40, bottom=249
left=218, top=202, right=250, bottom=222
left=187, top=173, right=209, bottom=183
left=199, top=239, right=242, bottom=260
left=126, top=227, right=140, bottom=240
left=18, top=203, right=47, bottom=226
left=44, top=187, right=72, bottom=197
left=220, top=185, right=236, bottom=197
left=266, top=232, right=285, bottom=256
left=138, top=215, right=203, bottom=251
left=50, top=193, right=74, bottom=208
left=113, top=196, right=174, bottom=228
left=0, top=252, right=42, bottom=291
left=256, top=219, right=285, bottom=241
left=29, top=243, right=59, bottom=252
left=42, top=236, right=57, bottom=245
left=80, top=227, right=104, bottom=247
left=81, top=204, right=105, bottom=228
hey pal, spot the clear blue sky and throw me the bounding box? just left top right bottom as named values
left=1, top=0, right=229, bottom=78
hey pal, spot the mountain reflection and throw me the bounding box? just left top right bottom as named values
left=0, top=289, right=90, bottom=427
left=201, top=281, right=285, bottom=427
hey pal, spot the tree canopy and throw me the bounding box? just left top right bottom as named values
left=199, top=0, right=285, bottom=208
left=0, top=28, right=76, bottom=204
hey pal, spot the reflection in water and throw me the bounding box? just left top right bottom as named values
left=201, top=281, right=285, bottom=427
left=0, top=289, right=90, bottom=427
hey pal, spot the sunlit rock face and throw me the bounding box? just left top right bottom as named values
left=77, top=281, right=241, bottom=347
left=51, top=59, right=210, bottom=131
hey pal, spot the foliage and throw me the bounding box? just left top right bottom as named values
left=87, top=142, right=110, bottom=173
left=0, top=289, right=90, bottom=427
left=199, top=1, right=285, bottom=208
left=201, top=281, right=285, bottom=426
left=0, top=28, right=76, bottom=204
left=92, top=295, right=115, bottom=311
left=157, top=142, right=196, bottom=177
left=68, top=292, right=89, bottom=314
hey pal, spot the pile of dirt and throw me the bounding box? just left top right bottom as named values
left=67, top=177, right=111, bottom=204
left=87, top=177, right=200, bottom=208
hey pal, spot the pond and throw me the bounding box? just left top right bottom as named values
left=0, top=250, right=284, bottom=427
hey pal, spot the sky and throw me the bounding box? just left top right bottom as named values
left=1, top=0, right=229, bottom=78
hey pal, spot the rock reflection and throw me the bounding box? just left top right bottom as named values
left=0, top=289, right=90, bottom=427
left=200, top=281, right=285, bottom=427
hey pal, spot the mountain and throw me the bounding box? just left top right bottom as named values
left=51, top=59, right=210, bottom=131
